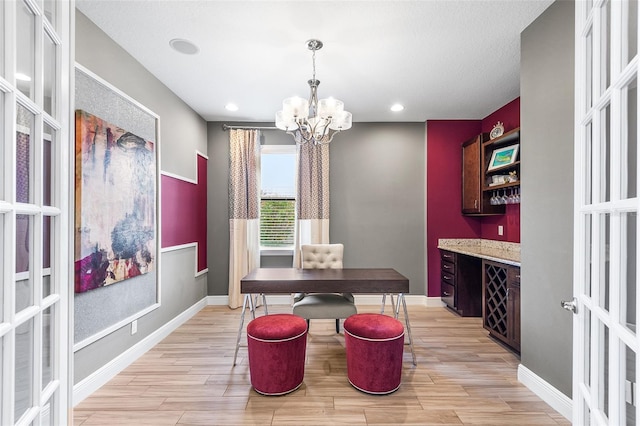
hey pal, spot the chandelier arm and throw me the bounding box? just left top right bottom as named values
left=317, top=129, right=338, bottom=145
left=289, top=130, right=310, bottom=145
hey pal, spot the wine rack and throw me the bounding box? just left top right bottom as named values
left=483, top=263, right=508, bottom=338
left=482, top=260, right=521, bottom=353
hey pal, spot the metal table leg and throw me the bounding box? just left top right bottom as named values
left=381, top=293, right=397, bottom=315
left=232, top=293, right=266, bottom=366
left=398, top=293, right=417, bottom=366
left=233, top=294, right=251, bottom=366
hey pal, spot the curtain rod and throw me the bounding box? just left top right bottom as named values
left=222, top=124, right=278, bottom=131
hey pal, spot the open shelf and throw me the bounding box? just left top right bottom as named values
left=483, top=181, right=520, bottom=192
left=486, top=161, right=520, bottom=174
left=483, top=127, right=520, bottom=148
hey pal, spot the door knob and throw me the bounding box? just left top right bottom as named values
left=561, top=298, right=577, bottom=314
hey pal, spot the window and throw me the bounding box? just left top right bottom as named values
left=260, top=145, right=296, bottom=249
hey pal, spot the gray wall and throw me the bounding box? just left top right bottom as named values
left=520, top=0, right=574, bottom=397
left=207, top=122, right=426, bottom=296
left=74, top=11, right=208, bottom=383
left=330, top=123, right=426, bottom=293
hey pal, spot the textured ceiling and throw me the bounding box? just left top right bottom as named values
left=76, top=0, right=554, bottom=123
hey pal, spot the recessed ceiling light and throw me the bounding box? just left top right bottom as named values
left=169, top=38, right=199, bottom=55
left=16, top=73, right=31, bottom=82
left=390, top=103, right=404, bottom=112
left=225, top=103, right=239, bottom=112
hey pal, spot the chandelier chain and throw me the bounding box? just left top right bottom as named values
left=312, top=47, right=316, bottom=82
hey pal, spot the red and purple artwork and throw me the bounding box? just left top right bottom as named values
left=74, top=110, right=156, bottom=293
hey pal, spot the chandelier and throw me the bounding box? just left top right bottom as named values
left=275, top=39, right=352, bottom=145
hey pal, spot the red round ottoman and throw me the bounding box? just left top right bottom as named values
left=344, top=313, right=405, bottom=394
left=247, top=313, right=308, bottom=395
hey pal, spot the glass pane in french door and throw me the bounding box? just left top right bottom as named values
left=16, top=214, right=33, bottom=313
left=621, top=212, right=637, bottom=333
left=626, top=0, right=638, bottom=68
left=601, top=0, right=611, bottom=91
left=599, top=213, right=611, bottom=311
left=0, top=91, right=4, bottom=200
left=586, top=27, right=594, bottom=112
left=16, top=103, right=35, bottom=204
left=585, top=121, right=594, bottom=205
left=43, top=215, right=52, bottom=298
left=15, top=317, right=34, bottom=422
left=625, top=77, right=638, bottom=199
left=43, top=123, right=54, bottom=207
left=585, top=307, right=592, bottom=387
left=599, top=321, right=610, bottom=419
left=43, top=31, right=56, bottom=117
left=624, top=344, right=636, bottom=425
left=43, top=0, right=56, bottom=31
left=0, top=2, right=4, bottom=78
left=16, top=0, right=35, bottom=100
left=0, top=214, right=3, bottom=319
left=0, top=335, right=3, bottom=423
left=42, top=305, right=54, bottom=388
left=600, top=105, right=611, bottom=203
left=586, top=213, right=593, bottom=297
left=41, top=397, right=54, bottom=426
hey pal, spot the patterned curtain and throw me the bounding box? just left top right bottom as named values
left=293, top=142, right=330, bottom=268
left=228, top=129, right=260, bottom=308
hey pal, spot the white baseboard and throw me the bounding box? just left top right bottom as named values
left=425, top=296, right=446, bottom=307
left=207, top=295, right=442, bottom=307
left=73, top=297, right=208, bottom=406
left=518, top=364, right=572, bottom=421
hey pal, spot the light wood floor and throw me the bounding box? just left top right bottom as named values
left=74, top=304, right=570, bottom=425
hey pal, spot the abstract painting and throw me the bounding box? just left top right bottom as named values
left=74, top=110, right=156, bottom=293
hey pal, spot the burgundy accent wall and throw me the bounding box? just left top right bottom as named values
left=482, top=97, right=521, bottom=134
left=425, top=98, right=521, bottom=297
left=479, top=204, right=521, bottom=242
left=480, top=97, right=521, bottom=243
left=426, top=120, right=482, bottom=298
left=161, top=154, right=208, bottom=272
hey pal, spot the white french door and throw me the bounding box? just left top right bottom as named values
left=574, top=0, right=639, bottom=425
left=0, top=1, right=71, bottom=425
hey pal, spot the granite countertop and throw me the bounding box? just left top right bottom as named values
left=437, top=238, right=521, bottom=266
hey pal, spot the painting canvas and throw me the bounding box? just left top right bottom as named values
left=74, top=110, right=156, bottom=293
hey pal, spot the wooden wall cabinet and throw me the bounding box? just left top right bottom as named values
left=482, top=259, right=521, bottom=353
left=462, top=135, right=504, bottom=215
left=461, top=127, right=520, bottom=216
left=440, top=250, right=482, bottom=317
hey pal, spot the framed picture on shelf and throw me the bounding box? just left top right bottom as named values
left=487, top=143, right=519, bottom=171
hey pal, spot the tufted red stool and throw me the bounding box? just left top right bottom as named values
left=247, top=313, right=308, bottom=395
left=344, top=313, right=405, bottom=394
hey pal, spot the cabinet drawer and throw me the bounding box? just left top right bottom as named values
left=441, top=260, right=455, bottom=273
left=441, top=282, right=455, bottom=308
left=441, top=271, right=456, bottom=286
left=440, top=250, right=456, bottom=264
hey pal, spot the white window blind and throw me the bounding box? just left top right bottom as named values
left=260, top=198, right=295, bottom=247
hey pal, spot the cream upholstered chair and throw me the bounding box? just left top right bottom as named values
left=292, top=243, right=357, bottom=333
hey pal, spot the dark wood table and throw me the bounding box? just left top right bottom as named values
left=233, top=268, right=416, bottom=366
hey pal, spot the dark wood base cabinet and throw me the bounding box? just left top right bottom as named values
left=482, top=260, right=521, bottom=354
left=440, top=250, right=482, bottom=317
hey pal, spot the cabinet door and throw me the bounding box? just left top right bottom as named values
left=462, top=136, right=482, bottom=214
left=507, top=266, right=521, bottom=353
left=508, top=283, right=521, bottom=352
left=461, top=135, right=505, bottom=215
